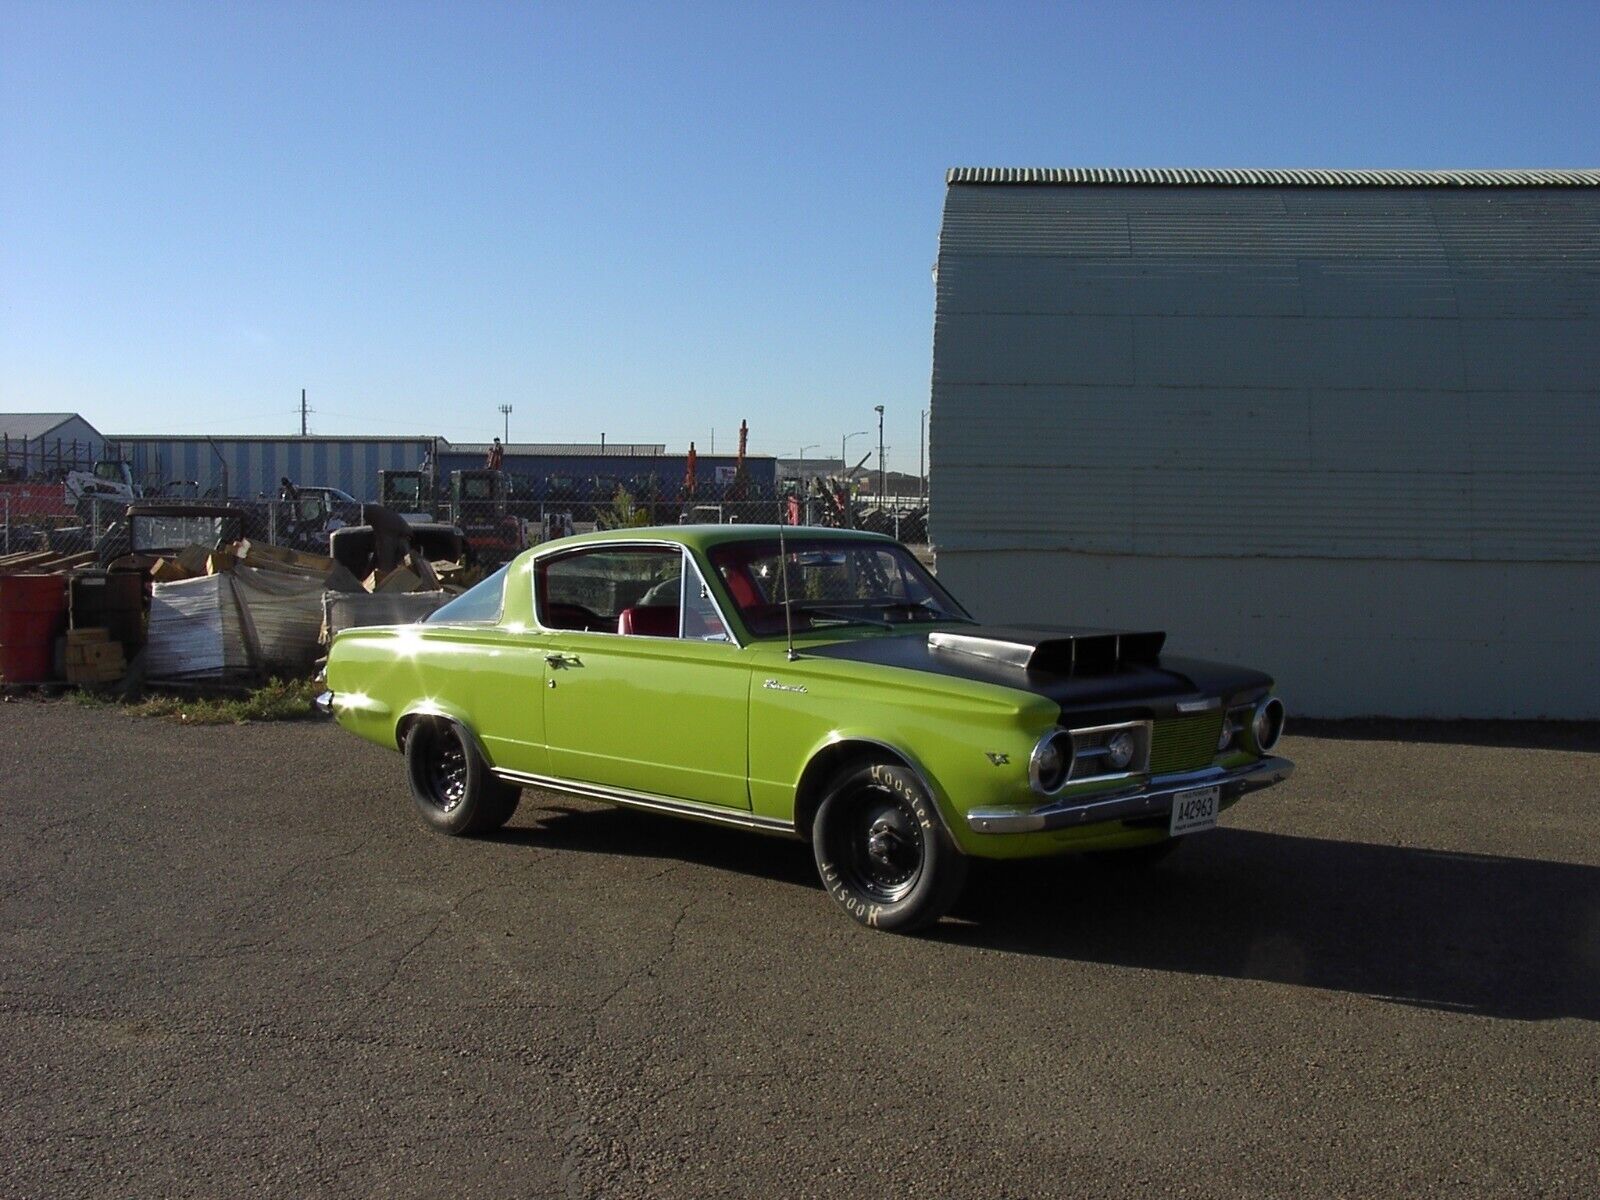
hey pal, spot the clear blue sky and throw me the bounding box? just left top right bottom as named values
left=3, top=1, right=1596, bottom=470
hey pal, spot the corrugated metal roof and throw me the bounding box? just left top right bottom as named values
left=448, top=442, right=668, bottom=456
left=0, top=412, right=83, bottom=440
left=947, top=167, right=1600, bottom=188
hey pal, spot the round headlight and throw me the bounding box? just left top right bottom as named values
left=1250, top=697, right=1285, bottom=753
left=1105, top=730, right=1137, bottom=771
left=1029, top=730, right=1074, bottom=794
left=1218, top=717, right=1237, bottom=752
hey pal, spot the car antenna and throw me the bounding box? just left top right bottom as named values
left=779, top=521, right=799, bottom=661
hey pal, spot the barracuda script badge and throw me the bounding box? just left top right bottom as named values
left=763, top=679, right=807, bottom=694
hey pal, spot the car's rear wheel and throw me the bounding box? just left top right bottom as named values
left=404, top=718, right=520, bottom=836
left=812, top=761, right=967, bottom=932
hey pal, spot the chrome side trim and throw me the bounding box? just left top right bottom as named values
left=493, top=769, right=798, bottom=837
left=966, top=756, right=1296, bottom=834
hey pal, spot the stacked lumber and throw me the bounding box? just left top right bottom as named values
left=0, top=549, right=96, bottom=575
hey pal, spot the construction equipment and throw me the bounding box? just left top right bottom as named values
left=448, top=470, right=528, bottom=566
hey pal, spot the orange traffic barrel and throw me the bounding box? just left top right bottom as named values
left=0, top=574, right=69, bottom=684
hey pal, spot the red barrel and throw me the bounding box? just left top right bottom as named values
left=0, top=574, right=69, bottom=684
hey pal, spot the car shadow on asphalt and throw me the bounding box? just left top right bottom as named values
left=942, top=829, right=1600, bottom=1023
left=483, top=800, right=821, bottom=890
left=492, top=804, right=1599, bottom=1023
left=1292, top=719, right=1600, bottom=752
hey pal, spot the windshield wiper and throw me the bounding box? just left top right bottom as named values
left=790, top=602, right=893, bottom=630
left=861, top=599, right=978, bottom=625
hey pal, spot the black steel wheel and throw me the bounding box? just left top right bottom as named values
left=812, top=761, right=967, bottom=932
left=404, top=718, right=520, bottom=836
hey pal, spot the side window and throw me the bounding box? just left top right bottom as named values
left=425, top=564, right=509, bottom=624
left=681, top=555, right=731, bottom=642
left=538, top=547, right=682, bottom=635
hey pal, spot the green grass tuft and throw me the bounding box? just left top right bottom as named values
left=73, top=677, right=323, bottom=725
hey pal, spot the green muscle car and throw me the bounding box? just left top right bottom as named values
left=321, top=525, right=1293, bottom=932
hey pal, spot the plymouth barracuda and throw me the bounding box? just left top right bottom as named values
left=321, top=525, right=1293, bottom=931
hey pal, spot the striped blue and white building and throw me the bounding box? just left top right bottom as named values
left=110, top=435, right=436, bottom=499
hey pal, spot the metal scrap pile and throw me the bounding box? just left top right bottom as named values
left=0, top=537, right=460, bottom=688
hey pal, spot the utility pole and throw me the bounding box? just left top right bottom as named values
left=498, top=404, right=513, bottom=443
left=874, top=405, right=885, bottom=498
left=300, top=389, right=308, bottom=436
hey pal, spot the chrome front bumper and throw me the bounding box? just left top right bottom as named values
left=965, top=756, right=1295, bottom=834
left=314, top=690, right=335, bottom=717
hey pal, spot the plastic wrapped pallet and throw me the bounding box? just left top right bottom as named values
left=321, top=589, right=452, bottom=642
left=145, top=575, right=251, bottom=680
left=230, top=563, right=326, bottom=675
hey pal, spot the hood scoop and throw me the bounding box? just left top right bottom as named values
left=927, top=625, right=1166, bottom=674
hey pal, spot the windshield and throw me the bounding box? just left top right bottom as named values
left=130, top=513, right=231, bottom=551
left=707, top=538, right=971, bottom=637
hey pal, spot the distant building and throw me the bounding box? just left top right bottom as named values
left=99, top=433, right=778, bottom=502
left=110, top=434, right=436, bottom=499
left=0, top=412, right=106, bottom=474
left=436, top=444, right=777, bottom=495
left=929, top=167, right=1600, bottom=718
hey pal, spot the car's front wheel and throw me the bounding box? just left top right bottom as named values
left=812, top=761, right=967, bottom=932
left=404, top=718, right=520, bottom=836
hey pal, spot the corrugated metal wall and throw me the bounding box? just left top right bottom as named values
left=433, top=451, right=779, bottom=489
left=113, top=437, right=432, bottom=500
left=929, top=180, right=1600, bottom=717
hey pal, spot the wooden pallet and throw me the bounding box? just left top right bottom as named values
left=0, top=550, right=97, bottom=575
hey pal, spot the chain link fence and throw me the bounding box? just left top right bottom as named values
left=1, top=471, right=929, bottom=565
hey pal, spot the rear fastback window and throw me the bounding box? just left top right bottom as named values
left=425, top=564, right=509, bottom=624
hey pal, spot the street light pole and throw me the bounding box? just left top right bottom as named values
left=841, top=430, right=868, bottom=480
left=874, top=405, right=885, bottom=499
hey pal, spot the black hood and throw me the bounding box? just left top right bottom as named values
left=807, top=625, right=1273, bottom=722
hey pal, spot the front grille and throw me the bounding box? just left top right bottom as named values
left=1149, top=713, right=1223, bottom=775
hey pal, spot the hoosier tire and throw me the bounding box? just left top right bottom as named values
left=404, top=718, right=521, bottom=836
left=812, top=761, right=967, bottom=933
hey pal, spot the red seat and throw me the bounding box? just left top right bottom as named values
left=617, top=605, right=680, bottom=637
left=722, top=568, right=761, bottom=608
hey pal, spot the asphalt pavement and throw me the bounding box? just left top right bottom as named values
left=2, top=701, right=1597, bottom=1198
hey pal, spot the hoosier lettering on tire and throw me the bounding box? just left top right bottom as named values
left=811, top=761, right=968, bottom=933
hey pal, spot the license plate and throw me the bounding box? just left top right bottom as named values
left=1169, top=785, right=1220, bottom=836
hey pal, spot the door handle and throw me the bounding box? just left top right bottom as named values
left=545, top=652, right=579, bottom=667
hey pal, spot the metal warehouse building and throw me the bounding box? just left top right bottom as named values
left=112, top=435, right=435, bottom=500
left=929, top=167, right=1600, bottom=718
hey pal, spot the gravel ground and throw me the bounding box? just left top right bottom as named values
left=2, top=701, right=1597, bottom=1198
